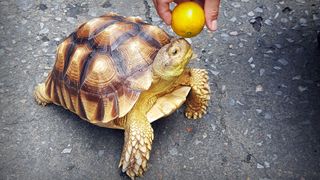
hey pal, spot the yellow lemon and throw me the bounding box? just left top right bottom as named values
left=171, top=2, right=205, bottom=38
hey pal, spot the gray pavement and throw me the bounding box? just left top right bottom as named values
left=1, top=0, right=320, bottom=179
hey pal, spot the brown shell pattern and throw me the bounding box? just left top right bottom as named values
left=45, top=14, right=171, bottom=123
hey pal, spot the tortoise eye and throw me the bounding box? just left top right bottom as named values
left=170, top=47, right=179, bottom=56
left=173, top=49, right=178, bottom=55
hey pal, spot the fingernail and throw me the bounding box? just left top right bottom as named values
left=210, top=20, right=218, bottom=31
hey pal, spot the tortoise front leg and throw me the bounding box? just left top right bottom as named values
left=178, top=68, right=210, bottom=119
left=119, top=115, right=154, bottom=179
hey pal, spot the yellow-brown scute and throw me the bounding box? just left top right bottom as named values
left=84, top=54, right=116, bottom=89
left=118, top=37, right=157, bottom=74
left=77, top=16, right=115, bottom=39
left=45, top=14, right=171, bottom=124
left=65, top=45, right=91, bottom=86
left=55, top=38, right=72, bottom=71
left=94, top=22, right=134, bottom=48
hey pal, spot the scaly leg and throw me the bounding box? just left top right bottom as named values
left=119, top=116, right=154, bottom=179
left=34, top=83, right=52, bottom=106
left=178, top=68, right=210, bottom=119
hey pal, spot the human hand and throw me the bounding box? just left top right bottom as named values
left=153, top=0, right=220, bottom=31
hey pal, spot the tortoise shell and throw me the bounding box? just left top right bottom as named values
left=44, top=13, right=171, bottom=125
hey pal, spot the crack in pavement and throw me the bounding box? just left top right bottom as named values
left=215, top=84, right=271, bottom=179
left=143, top=0, right=152, bottom=23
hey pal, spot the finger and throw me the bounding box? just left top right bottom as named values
left=155, top=0, right=174, bottom=25
left=204, top=0, right=220, bottom=31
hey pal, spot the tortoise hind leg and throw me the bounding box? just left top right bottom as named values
left=34, top=83, right=52, bottom=106
left=119, top=115, right=154, bottom=179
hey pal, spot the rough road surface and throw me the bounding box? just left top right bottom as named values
left=1, top=0, right=320, bottom=179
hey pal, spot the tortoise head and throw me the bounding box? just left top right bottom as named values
left=152, top=38, right=192, bottom=80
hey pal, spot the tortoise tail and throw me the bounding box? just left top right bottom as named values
left=34, top=83, right=52, bottom=106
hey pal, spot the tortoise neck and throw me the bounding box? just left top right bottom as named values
left=129, top=76, right=178, bottom=117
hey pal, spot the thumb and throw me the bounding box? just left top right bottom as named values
left=204, top=0, right=220, bottom=31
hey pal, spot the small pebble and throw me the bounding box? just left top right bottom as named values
left=229, top=17, right=237, bottom=22
left=229, top=31, right=239, bottom=36
left=280, top=18, right=289, bottom=23
left=229, top=98, right=236, bottom=106
left=299, top=18, right=307, bottom=24
left=248, top=11, right=255, bottom=17
left=256, top=109, right=262, bottom=114
left=221, top=85, right=227, bottom=93
left=259, top=68, right=265, bottom=76
left=296, top=0, right=306, bottom=3
left=264, top=113, right=272, bottom=119
left=169, top=148, right=178, bottom=156
left=39, top=28, right=49, bottom=35
left=292, top=75, right=301, bottom=80
left=211, top=124, right=216, bottom=131
left=266, top=50, right=273, bottom=54
left=257, top=141, right=263, bottom=146
left=210, top=70, right=220, bottom=76
left=273, top=66, right=282, bottom=70
left=267, top=134, right=272, bottom=139
left=274, top=44, right=282, bottom=49
left=264, top=161, right=270, bottom=168
left=264, top=19, right=273, bottom=25
left=244, top=129, right=248, bottom=135
left=20, top=99, right=27, bottom=103
left=98, top=150, right=104, bottom=157
left=195, top=139, right=202, bottom=145
left=231, top=2, right=241, bottom=8
left=21, top=19, right=28, bottom=24
left=236, top=100, right=244, bottom=105
left=278, top=58, right=288, bottom=66
left=248, top=57, right=254, bottom=63
left=202, top=133, right=207, bottom=139
left=254, top=7, right=263, bottom=13
left=256, top=85, right=263, bottom=92
left=67, top=17, right=76, bottom=24
left=298, top=86, right=308, bottom=92
left=286, top=38, right=295, bottom=43
left=61, top=148, right=72, bottom=154
left=257, top=163, right=264, bottom=169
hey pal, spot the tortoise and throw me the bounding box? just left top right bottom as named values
left=34, top=13, right=210, bottom=179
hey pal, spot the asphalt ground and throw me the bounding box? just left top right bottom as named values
left=0, top=0, right=319, bottom=179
